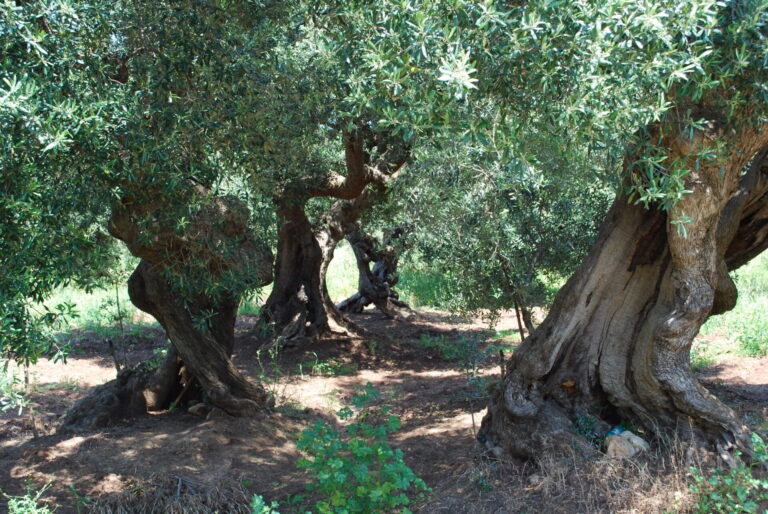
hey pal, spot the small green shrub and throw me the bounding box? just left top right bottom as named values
left=571, top=414, right=603, bottom=447
left=300, top=356, right=358, bottom=377
left=689, top=432, right=768, bottom=513
left=4, top=483, right=55, bottom=514
left=251, top=494, right=280, bottom=514
left=0, top=361, right=29, bottom=414
left=297, top=383, right=429, bottom=513
left=415, top=334, right=499, bottom=403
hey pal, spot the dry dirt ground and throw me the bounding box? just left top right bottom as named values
left=0, top=310, right=766, bottom=513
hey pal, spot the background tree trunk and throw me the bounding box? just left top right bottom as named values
left=262, top=205, right=347, bottom=343
left=262, top=127, right=409, bottom=342
left=262, top=194, right=372, bottom=342
left=479, top=132, right=768, bottom=459
left=337, top=227, right=412, bottom=318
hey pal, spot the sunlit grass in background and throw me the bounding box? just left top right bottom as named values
left=697, top=251, right=768, bottom=361
left=43, top=284, right=156, bottom=336
left=43, top=240, right=362, bottom=326
left=398, top=262, right=449, bottom=308
left=325, top=240, right=359, bottom=303
left=38, top=243, right=768, bottom=362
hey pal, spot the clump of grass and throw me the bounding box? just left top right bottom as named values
left=424, top=436, right=699, bottom=513
left=89, top=475, right=252, bottom=513
left=298, top=356, right=358, bottom=377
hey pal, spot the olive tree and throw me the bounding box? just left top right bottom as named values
left=474, top=0, right=768, bottom=457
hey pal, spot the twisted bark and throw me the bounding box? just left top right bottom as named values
left=479, top=126, right=768, bottom=459
left=61, top=187, right=273, bottom=432
left=337, top=227, right=412, bottom=318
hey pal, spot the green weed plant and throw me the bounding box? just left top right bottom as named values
left=296, top=383, right=429, bottom=513
left=250, top=494, right=281, bottom=514
left=3, top=484, right=54, bottom=514
left=689, top=432, right=768, bottom=513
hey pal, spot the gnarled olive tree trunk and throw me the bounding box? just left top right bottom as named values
left=479, top=128, right=768, bottom=459
left=261, top=205, right=347, bottom=342
left=337, top=227, right=412, bottom=318
left=262, top=193, right=371, bottom=343
left=261, top=127, right=409, bottom=343
left=61, top=189, right=273, bottom=432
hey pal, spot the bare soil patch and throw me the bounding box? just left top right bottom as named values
left=0, top=310, right=765, bottom=513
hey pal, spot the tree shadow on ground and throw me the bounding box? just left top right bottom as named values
left=2, top=310, right=764, bottom=513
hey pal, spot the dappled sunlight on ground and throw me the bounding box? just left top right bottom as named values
left=0, top=309, right=765, bottom=512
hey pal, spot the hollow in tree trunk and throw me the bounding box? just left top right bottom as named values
left=479, top=128, right=768, bottom=459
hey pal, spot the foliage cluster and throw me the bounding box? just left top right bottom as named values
left=1, top=0, right=123, bottom=366
left=296, top=383, right=429, bottom=513
left=388, top=141, right=612, bottom=318
left=0, top=361, right=28, bottom=414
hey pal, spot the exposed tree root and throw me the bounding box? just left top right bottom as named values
left=480, top=127, right=768, bottom=460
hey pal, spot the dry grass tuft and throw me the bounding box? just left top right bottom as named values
left=87, top=475, right=251, bottom=514
left=421, top=439, right=701, bottom=513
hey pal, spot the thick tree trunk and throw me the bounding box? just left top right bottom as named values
left=262, top=205, right=348, bottom=342
left=262, top=193, right=372, bottom=342
left=61, top=190, right=273, bottom=431
left=337, top=228, right=412, bottom=318
left=127, top=261, right=268, bottom=414
left=479, top=133, right=768, bottom=459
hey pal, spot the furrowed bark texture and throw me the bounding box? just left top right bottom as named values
left=479, top=126, right=768, bottom=459
left=61, top=188, right=273, bottom=432
left=337, top=227, right=412, bottom=318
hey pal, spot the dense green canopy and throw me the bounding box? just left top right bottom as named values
left=2, top=0, right=768, bottom=398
